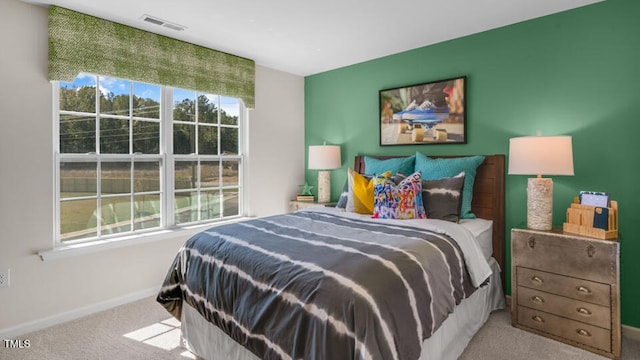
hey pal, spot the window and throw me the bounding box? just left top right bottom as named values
left=172, top=89, right=242, bottom=225
left=55, top=74, right=244, bottom=244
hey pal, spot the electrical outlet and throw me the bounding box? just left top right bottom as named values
left=0, top=269, right=9, bottom=288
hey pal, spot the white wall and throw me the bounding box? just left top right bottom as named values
left=0, top=0, right=304, bottom=336
left=248, top=66, right=306, bottom=216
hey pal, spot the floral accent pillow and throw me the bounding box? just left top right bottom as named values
left=372, top=171, right=426, bottom=219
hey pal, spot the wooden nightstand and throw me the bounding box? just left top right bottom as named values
left=288, top=200, right=336, bottom=212
left=511, top=228, right=620, bottom=359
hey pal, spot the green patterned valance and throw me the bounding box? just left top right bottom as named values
left=48, top=6, right=255, bottom=108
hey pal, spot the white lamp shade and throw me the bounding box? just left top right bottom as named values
left=508, top=136, right=574, bottom=176
left=308, top=145, right=341, bottom=170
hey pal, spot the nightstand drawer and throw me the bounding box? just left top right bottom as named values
left=517, top=286, right=611, bottom=329
left=517, top=267, right=611, bottom=307
left=512, top=230, right=616, bottom=284
left=518, top=306, right=611, bottom=353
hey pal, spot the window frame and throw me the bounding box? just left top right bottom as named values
left=53, top=74, right=246, bottom=246
left=170, top=90, right=244, bottom=226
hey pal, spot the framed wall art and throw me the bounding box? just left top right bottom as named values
left=379, top=76, right=466, bottom=146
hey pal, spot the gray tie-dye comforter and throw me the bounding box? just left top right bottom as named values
left=157, top=210, right=481, bottom=360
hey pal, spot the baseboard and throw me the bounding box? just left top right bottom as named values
left=623, top=324, right=640, bottom=342
left=505, top=295, right=511, bottom=307
left=0, top=287, right=158, bottom=339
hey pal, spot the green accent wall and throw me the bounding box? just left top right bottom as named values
left=304, top=0, right=640, bottom=327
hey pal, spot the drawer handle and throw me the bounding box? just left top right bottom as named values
left=576, top=329, right=592, bottom=337
left=586, top=245, right=596, bottom=258
left=527, top=236, right=536, bottom=249
left=530, top=276, right=544, bottom=284
left=577, top=307, right=592, bottom=315
left=531, top=295, right=544, bottom=304
left=532, top=315, right=545, bottom=323
left=577, top=285, right=592, bottom=294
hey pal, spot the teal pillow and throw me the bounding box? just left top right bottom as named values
left=364, top=155, right=415, bottom=176
left=414, top=153, right=484, bottom=219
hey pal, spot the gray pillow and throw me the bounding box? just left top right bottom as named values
left=421, top=172, right=465, bottom=222
left=336, top=180, right=349, bottom=208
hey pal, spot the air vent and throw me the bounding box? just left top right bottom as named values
left=162, top=23, right=185, bottom=31
left=140, top=14, right=186, bottom=32
left=142, top=16, right=164, bottom=25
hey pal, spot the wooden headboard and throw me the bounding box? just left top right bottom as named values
left=354, top=154, right=506, bottom=288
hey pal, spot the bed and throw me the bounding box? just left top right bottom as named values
left=157, top=154, right=506, bottom=360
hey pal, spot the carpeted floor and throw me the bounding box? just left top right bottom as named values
left=459, top=310, right=640, bottom=360
left=2, top=297, right=639, bottom=360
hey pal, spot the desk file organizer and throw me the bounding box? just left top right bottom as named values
left=563, top=197, right=618, bottom=240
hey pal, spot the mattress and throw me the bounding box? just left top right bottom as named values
left=158, top=207, right=504, bottom=360
left=180, top=258, right=504, bottom=360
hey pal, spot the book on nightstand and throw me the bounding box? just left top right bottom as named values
left=296, top=195, right=315, bottom=202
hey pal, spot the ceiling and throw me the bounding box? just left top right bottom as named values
left=25, top=0, right=602, bottom=76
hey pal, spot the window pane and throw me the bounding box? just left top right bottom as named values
left=173, top=89, right=195, bottom=122
left=60, top=198, right=97, bottom=241
left=198, top=125, right=218, bottom=155
left=222, top=161, right=239, bottom=186
left=101, top=196, right=131, bottom=235
left=173, top=123, right=195, bottom=154
left=198, top=94, right=218, bottom=124
left=100, top=118, right=130, bottom=154
left=220, top=127, right=238, bottom=155
left=59, top=74, right=97, bottom=113
left=134, top=161, right=160, bottom=192
left=201, top=191, right=221, bottom=220
left=134, top=194, right=161, bottom=230
left=133, top=82, right=160, bottom=119
left=102, top=162, right=131, bottom=195
left=133, top=120, right=160, bottom=154
left=175, top=191, right=197, bottom=224
left=60, top=114, right=96, bottom=154
left=223, top=189, right=239, bottom=216
left=99, top=76, right=130, bottom=117
left=57, top=75, right=244, bottom=242
left=60, top=162, right=97, bottom=198
left=201, top=161, right=220, bottom=188
left=221, top=96, right=239, bottom=125
left=175, top=161, right=197, bottom=190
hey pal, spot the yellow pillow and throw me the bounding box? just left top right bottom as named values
left=348, top=168, right=391, bottom=214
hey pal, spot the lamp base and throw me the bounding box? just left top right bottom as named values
left=317, top=171, right=331, bottom=203
left=527, top=177, right=553, bottom=230
left=527, top=178, right=553, bottom=230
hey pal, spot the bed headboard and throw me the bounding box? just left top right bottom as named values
left=354, top=154, right=506, bottom=288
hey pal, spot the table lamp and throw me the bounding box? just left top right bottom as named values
left=508, top=136, right=574, bottom=230
left=308, top=144, right=341, bottom=203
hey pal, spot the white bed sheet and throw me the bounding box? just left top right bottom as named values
left=181, top=258, right=504, bottom=360
left=458, top=218, right=493, bottom=261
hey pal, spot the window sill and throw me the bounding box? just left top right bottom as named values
left=38, top=216, right=253, bottom=261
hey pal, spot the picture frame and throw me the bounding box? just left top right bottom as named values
left=379, top=76, right=466, bottom=146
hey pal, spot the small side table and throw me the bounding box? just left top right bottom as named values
left=511, top=228, right=620, bottom=359
left=289, top=200, right=336, bottom=212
